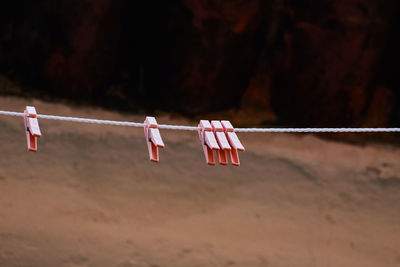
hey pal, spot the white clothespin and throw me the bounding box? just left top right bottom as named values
left=198, top=120, right=220, bottom=165
left=144, top=117, right=165, bottom=162
left=211, top=120, right=231, bottom=165
left=221, top=120, right=245, bottom=166
left=24, top=106, right=41, bottom=152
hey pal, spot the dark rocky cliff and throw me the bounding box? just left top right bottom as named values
left=0, top=0, right=399, bottom=127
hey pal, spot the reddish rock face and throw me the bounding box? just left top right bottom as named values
left=163, top=0, right=268, bottom=113
left=44, top=0, right=123, bottom=96
left=271, top=0, right=399, bottom=126
left=0, top=0, right=399, bottom=126
left=0, top=0, right=126, bottom=99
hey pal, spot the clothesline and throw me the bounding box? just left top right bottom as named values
left=2, top=107, right=399, bottom=166
left=1, top=110, right=399, bottom=133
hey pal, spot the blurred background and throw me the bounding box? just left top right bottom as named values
left=0, top=2, right=400, bottom=267
left=1, top=0, right=399, bottom=127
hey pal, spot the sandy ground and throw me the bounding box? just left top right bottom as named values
left=0, top=96, right=399, bottom=267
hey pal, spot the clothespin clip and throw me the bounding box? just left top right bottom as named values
left=144, top=117, right=165, bottom=162
left=198, top=120, right=220, bottom=165
left=221, top=120, right=245, bottom=166
left=24, top=106, right=41, bottom=152
left=211, top=120, right=231, bottom=165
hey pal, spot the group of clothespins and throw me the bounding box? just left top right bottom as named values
left=24, top=106, right=245, bottom=166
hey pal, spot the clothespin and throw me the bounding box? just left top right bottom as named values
left=211, top=120, right=231, bottom=165
left=198, top=120, right=220, bottom=165
left=24, top=106, right=41, bottom=152
left=221, top=120, right=245, bottom=166
left=144, top=117, right=165, bottom=162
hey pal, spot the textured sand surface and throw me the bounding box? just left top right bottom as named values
left=0, top=97, right=399, bottom=267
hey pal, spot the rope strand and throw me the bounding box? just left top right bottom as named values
left=234, top=127, right=400, bottom=133
left=0, top=110, right=399, bottom=133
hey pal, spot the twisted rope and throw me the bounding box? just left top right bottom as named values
left=0, top=110, right=399, bottom=133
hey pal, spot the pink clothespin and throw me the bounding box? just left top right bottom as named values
left=221, top=120, right=245, bottom=166
left=24, top=106, right=41, bottom=152
left=211, top=120, right=231, bottom=165
left=144, top=117, right=165, bottom=162
left=198, top=120, right=220, bottom=165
